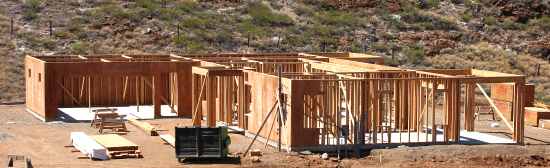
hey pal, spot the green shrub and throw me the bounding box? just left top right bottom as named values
left=238, top=20, right=267, bottom=37
left=400, top=10, right=457, bottom=30
left=461, top=12, right=473, bottom=22
left=464, top=0, right=479, bottom=7
left=529, top=16, right=550, bottom=31
left=54, top=31, right=74, bottom=39
left=315, top=11, right=358, bottom=27
left=70, top=41, right=90, bottom=54
left=403, top=45, right=425, bottom=64
left=181, top=17, right=210, bottom=29
left=158, top=1, right=198, bottom=22
left=136, top=0, right=160, bottom=10
left=483, top=16, right=497, bottom=25
left=294, top=4, right=315, bottom=17
left=22, top=0, right=42, bottom=21
left=247, top=2, right=293, bottom=26
left=418, top=0, right=440, bottom=9
left=501, top=18, right=526, bottom=30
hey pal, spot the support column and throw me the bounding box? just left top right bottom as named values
left=464, top=82, right=475, bottom=131
left=237, top=75, right=246, bottom=128
left=453, top=80, right=461, bottom=142
left=176, top=71, right=192, bottom=117
left=192, top=75, right=202, bottom=126
left=153, top=74, right=164, bottom=119
left=206, top=75, right=217, bottom=127
left=513, top=80, right=525, bottom=144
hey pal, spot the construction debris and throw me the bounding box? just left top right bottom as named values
left=159, top=134, right=175, bottom=147
left=249, top=149, right=262, bottom=157
left=251, top=156, right=261, bottom=163
left=321, top=153, right=329, bottom=160
left=6, top=155, right=33, bottom=168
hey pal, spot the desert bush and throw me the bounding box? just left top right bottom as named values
left=181, top=17, right=211, bottom=29
left=70, top=41, right=90, bottom=54
left=528, top=16, right=550, bottom=32
left=403, top=45, right=425, bottom=64
left=315, top=10, right=359, bottom=27
left=247, top=2, right=293, bottom=27
left=501, top=18, right=526, bottom=30
left=238, top=19, right=268, bottom=37
left=158, top=1, right=199, bottom=21
left=294, top=4, right=315, bottom=17
left=22, top=0, right=42, bottom=21
left=461, top=12, right=473, bottom=22
left=483, top=16, right=497, bottom=25
left=418, top=0, right=440, bottom=9
left=400, top=9, right=457, bottom=30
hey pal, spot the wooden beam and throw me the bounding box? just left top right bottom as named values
left=57, top=81, right=82, bottom=106
left=476, top=83, right=514, bottom=131
left=121, top=55, right=133, bottom=59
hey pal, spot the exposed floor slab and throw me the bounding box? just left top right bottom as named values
left=57, top=105, right=177, bottom=121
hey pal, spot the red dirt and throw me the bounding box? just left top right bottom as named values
left=1, top=104, right=550, bottom=168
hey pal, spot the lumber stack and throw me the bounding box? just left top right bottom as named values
left=69, top=132, right=109, bottom=160
left=128, top=118, right=158, bottom=136
left=92, top=134, right=141, bottom=158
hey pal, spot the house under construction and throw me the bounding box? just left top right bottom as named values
left=25, top=52, right=531, bottom=151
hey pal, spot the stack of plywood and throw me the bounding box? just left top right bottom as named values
left=70, top=132, right=109, bottom=160
left=92, top=134, right=141, bottom=158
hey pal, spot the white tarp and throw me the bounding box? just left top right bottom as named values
left=70, top=132, right=109, bottom=160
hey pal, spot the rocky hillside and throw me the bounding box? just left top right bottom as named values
left=1, top=0, right=550, bottom=103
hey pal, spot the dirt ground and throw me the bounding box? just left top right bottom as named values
left=1, top=104, right=550, bottom=168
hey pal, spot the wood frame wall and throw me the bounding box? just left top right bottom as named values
left=26, top=52, right=528, bottom=150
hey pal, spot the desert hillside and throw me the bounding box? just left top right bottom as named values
left=1, top=0, right=550, bottom=103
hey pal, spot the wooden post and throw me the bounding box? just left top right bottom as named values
left=153, top=74, right=164, bottom=119
left=464, top=82, right=475, bottom=131
left=513, top=81, right=525, bottom=144
left=206, top=75, right=217, bottom=127
left=238, top=75, right=246, bottom=128
left=176, top=71, right=190, bottom=117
